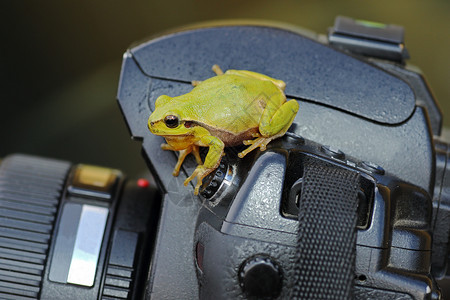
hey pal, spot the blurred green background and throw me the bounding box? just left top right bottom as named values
left=0, top=0, right=449, bottom=176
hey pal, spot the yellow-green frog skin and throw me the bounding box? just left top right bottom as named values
left=148, top=65, right=299, bottom=195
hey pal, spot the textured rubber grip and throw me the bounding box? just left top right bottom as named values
left=0, top=154, right=70, bottom=299
left=291, top=160, right=360, bottom=299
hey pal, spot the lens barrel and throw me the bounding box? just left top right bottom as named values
left=0, top=154, right=71, bottom=299
left=0, top=154, right=160, bottom=299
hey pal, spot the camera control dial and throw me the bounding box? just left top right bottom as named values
left=238, top=255, right=283, bottom=299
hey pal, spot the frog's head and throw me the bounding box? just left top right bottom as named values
left=148, top=95, right=195, bottom=136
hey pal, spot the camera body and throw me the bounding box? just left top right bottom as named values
left=117, top=18, right=449, bottom=299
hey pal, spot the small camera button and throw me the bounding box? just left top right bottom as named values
left=320, top=145, right=345, bottom=160
left=359, top=161, right=385, bottom=175
left=239, top=255, right=283, bottom=298
left=346, top=160, right=357, bottom=168
left=68, top=165, right=122, bottom=200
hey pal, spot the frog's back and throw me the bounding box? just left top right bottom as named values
left=173, top=74, right=285, bottom=135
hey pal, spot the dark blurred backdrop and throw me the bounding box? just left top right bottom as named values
left=1, top=0, right=449, bottom=176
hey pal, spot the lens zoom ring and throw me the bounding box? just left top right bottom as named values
left=0, top=154, right=70, bottom=299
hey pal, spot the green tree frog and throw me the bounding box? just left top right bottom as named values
left=148, top=65, right=299, bottom=195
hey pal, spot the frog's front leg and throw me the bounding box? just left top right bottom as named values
left=239, top=97, right=299, bottom=158
left=184, top=135, right=224, bottom=195
left=161, top=143, right=202, bottom=176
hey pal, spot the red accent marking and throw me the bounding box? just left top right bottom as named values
left=137, top=178, right=150, bottom=188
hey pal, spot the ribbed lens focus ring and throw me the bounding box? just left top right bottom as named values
left=0, top=154, right=71, bottom=300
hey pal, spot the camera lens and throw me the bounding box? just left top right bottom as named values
left=0, top=154, right=160, bottom=299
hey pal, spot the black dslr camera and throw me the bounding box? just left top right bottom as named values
left=1, top=17, right=449, bottom=299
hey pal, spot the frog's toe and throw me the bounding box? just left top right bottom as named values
left=239, top=137, right=272, bottom=158
left=184, top=165, right=215, bottom=195
left=184, top=171, right=196, bottom=186
left=194, top=182, right=202, bottom=195
left=161, top=143, right=173, bottom=151
left=212, top=64, right=224, bottom=76
left=243, top=133, right=262, bottom=145
left=239, top=141, right=261, bottom=158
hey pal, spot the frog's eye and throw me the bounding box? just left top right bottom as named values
left=164, top=115, right=179, bottom=128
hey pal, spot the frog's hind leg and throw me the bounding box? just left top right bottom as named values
left=238, top=99, right=299, bottom=158
left=238, top=129, right=286, bottom=158
left=192, top=65, right=223, bottom=86
left=212, top=64, right=224, bottom=76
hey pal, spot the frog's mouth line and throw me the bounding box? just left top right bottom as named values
left=161, top=133, right=192, bottom=138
